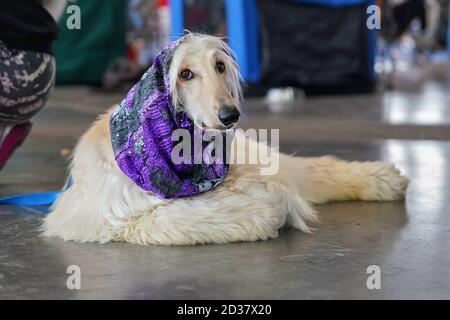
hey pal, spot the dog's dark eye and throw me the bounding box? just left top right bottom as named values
left=216, top=62, right=225, bottom=73
left=179, top=69, right=194, bottom=81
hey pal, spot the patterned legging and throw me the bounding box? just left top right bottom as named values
left=0, top=41, right=55, bottom=124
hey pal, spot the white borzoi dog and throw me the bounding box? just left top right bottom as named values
left=43, top=34, right=409, bottom=245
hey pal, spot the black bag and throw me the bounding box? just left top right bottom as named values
left=256, top=0, right=375, bottom=94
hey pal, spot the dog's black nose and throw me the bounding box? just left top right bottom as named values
left=218, top=105, right=240, bottom=126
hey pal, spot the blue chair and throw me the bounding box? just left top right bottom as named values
left=169, top=0, right=260, bottom=83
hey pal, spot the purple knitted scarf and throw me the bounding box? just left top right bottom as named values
left=110, top=40, right=233, bottom=199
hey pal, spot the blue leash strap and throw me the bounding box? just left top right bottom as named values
left=0, top=191, right=61, bottom=206
left=0, top=176, right=72, bottom=207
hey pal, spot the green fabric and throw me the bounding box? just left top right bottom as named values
left=54, top=0, right=126, bottom=85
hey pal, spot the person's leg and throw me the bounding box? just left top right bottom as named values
left=0, top=41, right=55, bottom=168
left=0, top=122, right=32, bottom=169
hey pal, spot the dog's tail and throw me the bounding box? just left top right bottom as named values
left=265, top=179, right=318, bottom=233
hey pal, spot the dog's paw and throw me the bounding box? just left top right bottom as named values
left=359, top=162, right=409, bottom=201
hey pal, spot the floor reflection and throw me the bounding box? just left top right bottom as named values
left=383, top=82, right=450, bottom=125
left=383, top=140, right=449, bottom=216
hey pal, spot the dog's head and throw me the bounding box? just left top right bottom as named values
left=169, top=33, right=242, bottom=131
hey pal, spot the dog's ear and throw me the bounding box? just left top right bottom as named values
left=218, top=39, right=243, bottom=105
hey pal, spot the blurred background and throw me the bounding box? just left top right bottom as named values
left=48, top=0, right=450, bottom=137
left=52, top=0, right=450, bottom=94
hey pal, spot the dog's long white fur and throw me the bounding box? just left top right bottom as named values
left=42, top=35, right=409, bottom=245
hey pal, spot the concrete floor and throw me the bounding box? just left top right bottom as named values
left=1, top=64, right=450, bottom=299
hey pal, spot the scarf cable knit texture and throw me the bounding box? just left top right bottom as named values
left=110, top=38, right=233, bottom=199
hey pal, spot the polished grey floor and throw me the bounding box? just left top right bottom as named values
left=1, top=64, right=450, bottom=299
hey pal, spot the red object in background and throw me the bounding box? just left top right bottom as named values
left=126, top=46, right=136, bottom=61
left=156, top=0, right=168, bottom=8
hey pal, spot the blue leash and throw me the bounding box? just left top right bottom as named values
left=0, top=176, right=72, bottom=210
